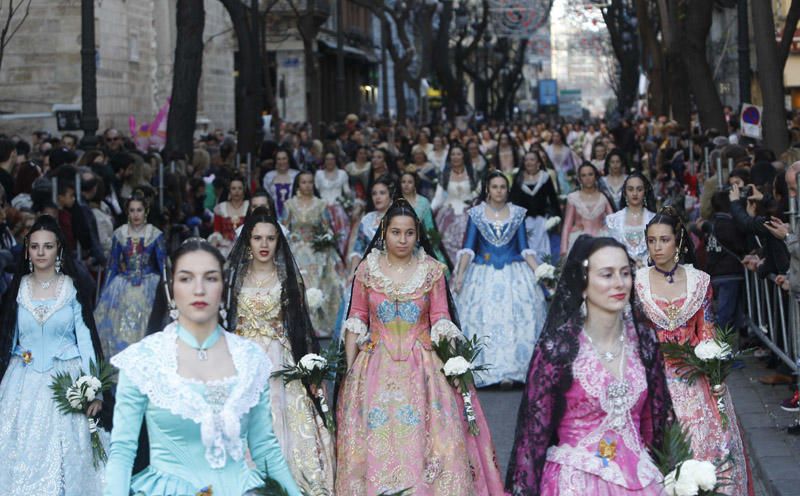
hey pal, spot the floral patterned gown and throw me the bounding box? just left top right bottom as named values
left=635, top=265, right=752, bottom=496
left=235, top=283, right=335, bottom=495
left=560, top=191, right=613, bottom=254
left=337, top=250, right=504, bottom=495
left=284, top=197, right=344, bottom=337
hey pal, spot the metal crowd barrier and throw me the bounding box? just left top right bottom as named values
left=742, top=268, right=799, bottom=376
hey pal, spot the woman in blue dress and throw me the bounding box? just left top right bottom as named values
left=104, top=238, right=301, bottom=496
left=452, top=171, right=547, bottom=388
left=95, top=192, right=167, bottom=357
left=0, top=215, right=108, bottom=495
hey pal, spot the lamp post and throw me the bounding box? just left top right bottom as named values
left=79, top=0, right=99, bottom=150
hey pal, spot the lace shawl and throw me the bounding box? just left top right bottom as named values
left=635, top=265, right=709, bottom=331
left=110, top=323, right=272, bottom=469
left=17, top=275, right=72, bottom=325
left=467, top=203, right=527, bottom=248
left=505, top=316, right=672, bottom=495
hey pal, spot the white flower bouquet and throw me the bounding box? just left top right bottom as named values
left=652, top=421, right=729, bottom=496
left=305, top=288, right=324, bottom=311
left=271, top=342, right=345, bottom=433
left=664, top=459, right=719, bottom=496
left=49, top=360, right=116, bottom=468
left=311, top=225, right=339, bottom=252
left=660, top=327, right=737, bottom=429
left=432, top=334, right=488, bottom=435
left=534, top=263, right=556, bottom=282
left=545, top=216, right=561, bottom=231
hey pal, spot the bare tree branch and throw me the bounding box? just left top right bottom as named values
left=0, top=0, right=32, bottom=73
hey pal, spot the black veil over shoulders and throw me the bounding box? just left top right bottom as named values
left=505, top=235, right=673, bottom=495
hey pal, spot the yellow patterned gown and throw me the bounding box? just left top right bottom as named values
left=235, top=283, right=335, bottom=495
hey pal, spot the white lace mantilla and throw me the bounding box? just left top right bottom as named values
left=17, top=275, right=72, bottom=325
left=635, top=265, right=709, bottom=330
left=467, top=203, right=526, bottom=247
left=110, top=323, right=272, bottom=469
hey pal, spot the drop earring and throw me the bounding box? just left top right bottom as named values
left=55, top=252, right=62, bottom=274
left=580, top=294, right=587, bottom=317
left=28, top=257, right=33, bottom=272
left=247, top=248, right=253, bottom=261
left=169, top=301, right=180, bottom=321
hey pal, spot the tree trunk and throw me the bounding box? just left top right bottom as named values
left=664, top=0, right=690, bottom=127
left=220, top=0, right=263, bottom=156
left=779, top=0, right=800, bottom=69
left=682, top=0, right=726, bottom=133
left=752, top=0, right=790, bottom=153
left=165, top=0, right=205, bottom=159
left=635, top=0, right=668, bottom=116
left=394, top=55, right=407, bottom=121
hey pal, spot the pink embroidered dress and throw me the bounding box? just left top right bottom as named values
left=560, top=191, right=613, bottom=253
left=635, top=265, right=752, bottom=496
left=336, top=249, right=504, bottom=495
left=539, top=321, right=665, bottom=496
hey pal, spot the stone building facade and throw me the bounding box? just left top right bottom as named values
left=0, top=0, right=236, bottom=137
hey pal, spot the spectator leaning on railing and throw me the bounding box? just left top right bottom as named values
left=729, top=182, right=790, bottom=278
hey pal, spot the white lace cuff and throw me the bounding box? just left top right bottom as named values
left=456, top=248, right=475, bottom=265
left=344, top=317, right=370, bottom=345
left=431, top=319, right=464, bottom=343
left=521, top=248, right=538, bottom=262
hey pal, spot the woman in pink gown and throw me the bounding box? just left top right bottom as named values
left=560, top=163, right=614, bottom=257
left=635, top=207, right=753, bottom=496
left=337, top=197, right=504, bottom=496
left=507, top=235, right=672, bottom=496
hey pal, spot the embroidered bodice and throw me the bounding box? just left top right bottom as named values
left=605, top=209, right=655, bottom=264
left=545, top=144, right=576, bottom=171
left=635, top=265, right=710, bottom=335
left=285, top=197, right=330, bottom=244
left=344, top=250, right=460, bottom=361
left=263, top=170, right=299, bottom=219
left=13, top=275, right=96, bottom=374
left=214, top=201, right=250, bottom=241
left=431, top=177, right=477, bottom=215
left=458, top=203, right=534, bottom=269
left=106, top=224, right=166, bottom=287
left=562, top=191, right=612, bottom=245
left=235, top=284, right=286, bottom=344
left=315, top=169, right=351, bottom=206
left=545, top=325, right=661, bottom=490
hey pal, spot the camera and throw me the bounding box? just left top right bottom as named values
left=721, top=184, right=753, bottom=198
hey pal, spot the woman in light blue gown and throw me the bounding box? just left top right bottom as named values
left=0, top=215, right=108, bottom=495
left=104, top=238, right=301, bottom=496
left=452, top=171, right=547, bottom=388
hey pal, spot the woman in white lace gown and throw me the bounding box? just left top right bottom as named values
left=431, top=144, right=480, bottom=262
left=315, top=152, right=353, bottom=256
left=605, top=172, right=656, bottom=268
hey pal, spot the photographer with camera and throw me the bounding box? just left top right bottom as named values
left=729, top=182, right=790, bottom=278
left=703, top=191, right=748, bottom=331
